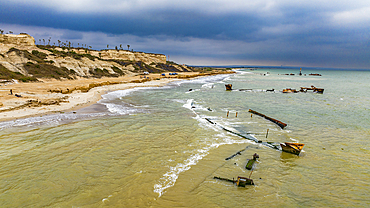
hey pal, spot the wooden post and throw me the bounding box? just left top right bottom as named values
left=249, top=169, right=254, bottom=179
left=236, top=112, right=238, bottom=117
left=227, top=111, right=229, bottom=117
left=266, top=129, right=269, bottom=138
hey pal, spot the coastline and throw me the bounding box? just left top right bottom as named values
left=0, top=71, right=234, bottom=122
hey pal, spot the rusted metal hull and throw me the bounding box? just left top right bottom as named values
left=249, top=109, right=287, bottom=129
left=282, top=88, right=298, bottom=93
left=225, top=84, right=232, bottom=90
left=213, top=176, right=254, bottom=186
left=245, top=159, right=256, bottom=170
left=280, top=142, right=305, bottom=155
left=300, top=86, right=324, bottom=94
left=236, top=176, right=254, bottom=186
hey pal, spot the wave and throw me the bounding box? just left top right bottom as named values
left=171, top=74, right=232, bottom=86
left=153, top=133, right=251, bottom=197
left=153, top=97, right=254, bottom=197
left=0, top=112, right=108, bottom=130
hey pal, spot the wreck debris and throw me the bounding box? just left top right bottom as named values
left=282, top=88, right=298, bottom=93
left=280, top=142, right=305, bottom=155
left=225, top=149, right=246, bottom=160
left=204, top=116, right=304, bottom=156
left=245, top=153, right=259, bottom=170
left=225, top=84, right=232, bottom=90
left=204, top=117, right=280, bottom=150
left=300, top=85, right=324, bottom=94
left=248, top=109, right=287, bottom=129
left=214, top=176, right=254, bottom=187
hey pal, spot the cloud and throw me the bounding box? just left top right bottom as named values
left=9, top=0, right=281, bottom=15
left=1, top=1, right=370, bottom=69
left=331, top=7, right=370, bottom=27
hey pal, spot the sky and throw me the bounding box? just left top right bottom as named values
left=1, top=0, right=369, bottom=69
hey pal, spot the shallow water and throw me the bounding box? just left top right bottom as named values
left=0, top=69, right=369, bottom=207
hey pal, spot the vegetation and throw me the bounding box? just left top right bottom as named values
left=1, top=33, right=224, bottom=82
left=111, top=66, right=125, bottom=76
left=0, top=64, right=38, bottom=82
left=36, top=45, right=97, bottom=61
left=89, top=68, right=115, bottom=78
left=32, top=50, right=47, bottom=60
left=156, top=63, right=178, bottom=72
left=23, top=62, right=75, bottom=80
left=8, top=48, right=45, bottom=63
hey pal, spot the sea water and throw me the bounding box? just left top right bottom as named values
left=0, top=68, right=369, bottom=207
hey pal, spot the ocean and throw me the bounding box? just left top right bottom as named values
left=0, top=68, right=369, bottom=207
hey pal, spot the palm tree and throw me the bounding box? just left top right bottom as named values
left=127, top=45, right=130, bottom=51
left=43, top=39, right=45, bottom=45
left=0, top=29, right=4, bottom=34
left=107, top=44, right=109, bottom=49
left=48, top=37, right=51, bottom=45
left=119, top=44, right=122, bottom=50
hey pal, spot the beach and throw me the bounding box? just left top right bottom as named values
left=0, top=68, right=369, bottom=207
left=0, top=71, right=224, bottom=122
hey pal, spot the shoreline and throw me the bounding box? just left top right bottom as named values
left=0, top=71, right=234, bottom=122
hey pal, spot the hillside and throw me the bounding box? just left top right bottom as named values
left=0, top=33, right=196, bottom=82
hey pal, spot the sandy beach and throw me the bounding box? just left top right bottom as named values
left=0, top=72, right=207, bottom=122
left=0, top=71, right=233, bottom=122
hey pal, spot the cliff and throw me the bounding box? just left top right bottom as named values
left=0, top=33, right=35, bottom=46
left=0, top=33, right=193, bottom=81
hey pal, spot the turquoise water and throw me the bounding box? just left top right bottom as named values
left=0, top=68, right=369, bottom=207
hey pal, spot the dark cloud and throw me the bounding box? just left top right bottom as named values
left=1, top=1, right=369, bottom=69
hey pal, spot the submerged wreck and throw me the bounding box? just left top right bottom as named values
left=300, top=85, right=324, bottom=93
left=282, top=88, right=299, bottom=93
left=245, top=153, right=259, bottom=170
left=225, top=84, right=233, bottom=90
left=280, top=142, right=305, bottom=155
left=249, top=109, right=287, bottom=129
left=214, top=176, right=254, bottom=187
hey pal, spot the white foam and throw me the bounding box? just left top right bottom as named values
left=100, top=88, right=137, bottom=102
left=154, top=101, right=255, bottom=197
left=201, top=83, right=214, bottom=89
left=172, top=74, right=231, bottom=86
left=183, top=99, right=194, bottom=110
left=104, top=103, right=142, bottom=115
left=0, top=112, right=107, bottom=130
left=289, top=138, right=299, bottom=142
left=153, top=134, right=250, bottom=197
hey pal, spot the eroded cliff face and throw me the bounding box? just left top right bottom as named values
left=0, top=34, right=191, bottom=79
left=0, top=34, right=35, bottom=47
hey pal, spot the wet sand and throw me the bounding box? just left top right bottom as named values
left=0, top=71, right=233, bottom=122
left=0, top=72, right=196, bottom=121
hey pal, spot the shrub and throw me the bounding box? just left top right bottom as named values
left=31, top=50, right=47, bottom=59
left=23, top=62, right=74, bottom=80
left=0, top=64, right=38, bottom=82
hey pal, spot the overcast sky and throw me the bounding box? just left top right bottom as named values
left=1, top=0, right=369, bottom=69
